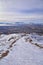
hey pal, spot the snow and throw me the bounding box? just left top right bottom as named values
left=0, top=33, right=43, bottom=65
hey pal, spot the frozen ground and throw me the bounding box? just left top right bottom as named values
left=0, top=33, right=43, bottom=65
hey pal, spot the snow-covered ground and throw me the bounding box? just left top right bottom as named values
left=0, top=33, right=43, bottom=65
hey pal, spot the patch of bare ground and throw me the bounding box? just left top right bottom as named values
left=9, top=39, right=17, bottom=49
left=24, top=37, right=43, bottom=49
left=8, top=37, right=20, bottom=49
left=0, top=50, right=9, bottom=59
left=24, top=37, right=32, bottom=43
left=8, top=37, right=16, bottom=41
left=32, top=43, right=43, bottom=49
left=29, top=39, right=32, bottom=43
left=0, top=36, right=20, bottom=59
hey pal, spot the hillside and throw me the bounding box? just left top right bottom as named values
left=0, top=33, right=43, bottom=65
left=0, top=24, right=43, bottom=34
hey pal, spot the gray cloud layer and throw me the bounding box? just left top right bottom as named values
left=0, top=0, right=43, bottom=22
left=0, top=0, right=43, bottom=13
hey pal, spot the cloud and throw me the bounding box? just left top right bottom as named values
left=0, top=0, right=43, bottom=12
left=0, top=0, right=43, bottom=22
left=0, top=12, right=43, bottom=22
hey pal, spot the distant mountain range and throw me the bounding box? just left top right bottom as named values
left=0, top=22, right=43, bottom=34
left=0, top=22, right=25, bottom=26
left=0, top=21, right=43, bottom=26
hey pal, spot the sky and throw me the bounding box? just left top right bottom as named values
left=0, top=0, right=43, bottom=23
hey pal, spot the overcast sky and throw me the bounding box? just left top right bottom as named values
left=0, top=0, right=43, bottom=23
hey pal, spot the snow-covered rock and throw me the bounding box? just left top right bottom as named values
left=0, top=33, right=43, bottom=65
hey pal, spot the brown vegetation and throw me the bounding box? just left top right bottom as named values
left=29, top=39, right=32, bottom=43
left=0, top=50, right=9, bottom=59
